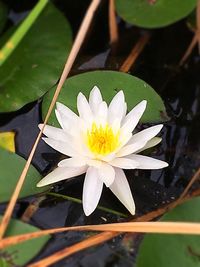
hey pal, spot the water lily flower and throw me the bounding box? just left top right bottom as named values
left=37, top=86, right=168, bottom=216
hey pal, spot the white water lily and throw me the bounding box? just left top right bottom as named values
left=37, top=86, right=168, bottom=216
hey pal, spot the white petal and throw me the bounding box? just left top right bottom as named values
left=118, top=131, right=132, bottom=150
left=136, top=137, right=162, bottom=153
left=109, top=168, right=135, bottom=215
left=116, top=140, right=147, bottom=157
left=129, top=124, right=163, bottom=145
left=89, top=86, right=103, bottom=115
left=128, top=154, right=168, bottom=169
left=120, top=100, right=147, bottom=135
left=122, top=100, right=147, bottom=126
left=100, top=152, right=116, bottom=162
left=108, top=91, right=125, bottom=124
left=111, top=119, right=121, bottom=134
left=109, top=158, right=139, bottom=169
left=55, top=109, right=64, bottom=129
left=98, top=163, right=115, bottom=187
left=87, top=159, right=102, bottom=167
left=38, top=124, right=68, bottom=140
left=122, top=102, right=127, bottom=119
left=58, top=157, right=86, bottom=167
left=37, top=166, right=87, bottom=187
left=42, top=137, right=78, bottom=157
left=56, top=102, right=79, bottom=121
left=95, top=101, right=108, bottom=125
left=77, top=92, right=93, bottom=124
left=83, top=167, right=103, bottom=216
left=55, top=105, right=80, bottom=136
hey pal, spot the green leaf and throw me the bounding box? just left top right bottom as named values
left=115, top=0, right=197, bottom=29
left=0, top=148, right=46, bottom=203
left=0, top=1, right=7, bottom=34
left=136, top=197, right=200, bottom=267
left=0, top=2, right=72, bottom=112
left=42, top=70, right=167, bottom=126
left=0, top=216, right=49, bottom=266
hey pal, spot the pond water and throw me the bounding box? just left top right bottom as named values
left=0, top=0, right=200, bottom=266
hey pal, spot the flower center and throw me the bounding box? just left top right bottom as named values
left=86, top=123, right=120, bottom=156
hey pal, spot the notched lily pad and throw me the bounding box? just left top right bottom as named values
left=42, top=70, right=167, bottom=126
left=0, top=216, right=50, bottom=266
left=136, top=197, right=200, bottom=267
left=0, top=148, right=47, bottom=203
left=0, top=2, right=72, bottom=112
left=115, top=0, right=197, bottom=28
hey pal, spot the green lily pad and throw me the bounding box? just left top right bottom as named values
left=0, top=1, right=7, bottom=34
left=0, top=216, right=50, bottom=266
left=136, top=197, right=200, bottom=267
left=42, top=70, right=167, bottom=126
left=115, top=0, right=197, bottom=29
left=0, top=148, right=46, bottom=203
left=0, top=2, right=72, bottom=112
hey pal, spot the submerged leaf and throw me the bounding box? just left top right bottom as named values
left=137, top=197, right=200, bottom=267
left=42, top=70, right=167, bottom=126
left=0, top=216, right=50, bottom=266
left=0, top=2, right=72, bottom=112
left=115, top=0, right=197, bottom=28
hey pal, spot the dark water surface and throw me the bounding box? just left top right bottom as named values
left=0, top=0, right=200, bottom=266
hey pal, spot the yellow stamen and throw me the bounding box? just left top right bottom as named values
left=86, top=123, right=120, bottom=156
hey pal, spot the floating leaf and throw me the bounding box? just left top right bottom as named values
left=136, top=197, right=200, bottom=267
left=0, top=1, right=7, bottom=34
left=115, top=0, right=197, bottom=29
left=0, top=216, right=50, bottom=266
left=0, top=132, right=15, bottom=152
left=0, top=2, right=72, bottom=112
left=0, top=148, right=46, bottom=203
left=42, top=70, right=167, bottom=126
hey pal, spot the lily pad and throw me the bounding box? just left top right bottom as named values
left=0, top=216, right=50, bottom=266
left=115, top=0, right=197, bottom=29
left=136, top=197, right=200, bottom=267
left=42, top=70, right=167, bottom=126
left=0, top=1, right=7, bottom=34
left=0, top=148, right=46, bottom=203
left=0, top=2, right=72, bottom=112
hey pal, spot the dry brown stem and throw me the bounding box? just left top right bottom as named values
left=179, top=0, right=200, bottom=65
left=179, top=34, right=198, bottom=66
left=21, top=196, right=46, bottom=223
left=119, top=33, right=150, bottom=72
left=27, top=220, right=200, bottom=267
left=24, top=167, right=200, bottom=266
left=109, top=0, right=118, bottom=47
